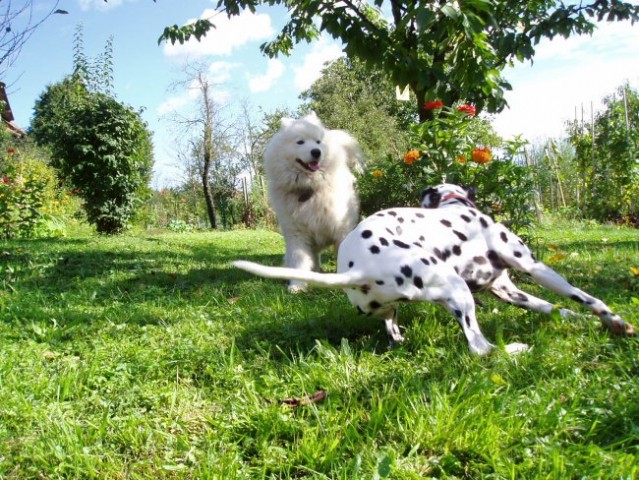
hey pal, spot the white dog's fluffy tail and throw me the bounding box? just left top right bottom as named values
left=232, top=260, right=363, bottom=289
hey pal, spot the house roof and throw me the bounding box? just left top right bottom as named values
left=0, top=82, right=26, bottom=136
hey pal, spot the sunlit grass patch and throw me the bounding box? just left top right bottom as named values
left=0, top=222, right=637, bottom=478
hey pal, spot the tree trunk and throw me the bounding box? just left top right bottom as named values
left=414, top=85, right=435, bottom=123
left=202, top=149, right=217, bottom=229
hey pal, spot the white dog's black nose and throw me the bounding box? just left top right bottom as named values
left=311, top=148, right=321, bottom=159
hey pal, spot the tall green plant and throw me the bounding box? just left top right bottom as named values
left=33, top=92, right=152, bottom=234
left=31, top=28, right=153, bottom=234
left=0, top=136, right=66, bottom=238
left=567, top=84, right=639, bottom=223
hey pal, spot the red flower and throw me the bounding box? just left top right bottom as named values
left=424, top=100, right=444, bottom=110
left=457, top=104, right=476, bottom=117
left=6, top=148, right=14, bottom=154
left=2, top=177, right=10, bottom=184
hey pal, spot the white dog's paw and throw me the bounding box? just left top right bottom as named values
left=504, top=342, right=530, bottom=355
left=288, top=283, right=308, bottom=294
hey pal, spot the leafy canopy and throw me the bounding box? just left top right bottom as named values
left=155, top=0, right=639, bottom=118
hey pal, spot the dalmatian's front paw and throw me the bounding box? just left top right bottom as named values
left=384, top=319, right=405, bottom=344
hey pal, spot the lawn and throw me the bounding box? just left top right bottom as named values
left=0, top=222, right=638, bottom=479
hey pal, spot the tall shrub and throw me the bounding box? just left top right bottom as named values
left=32, top=88, right=153, bottom=234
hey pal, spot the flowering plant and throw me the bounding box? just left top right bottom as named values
left=403, top=149, right=421, bottom=165
left=471, top=146, right=492, bottom=164
left=424, top=100, right=445, bottom=110
left=0, top=141, right=74, bottom=238
left=359, top=101, right=537, bottom=232
left=457, top=104, right=477, bottom=117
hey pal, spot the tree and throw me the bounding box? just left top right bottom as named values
left=1, top=1, right=68, bottom=79
left=300, top=57, right=413, bottom=162
left=166, top=62, right=243, bottom=229
left=156, top=0, right=639, bottom=121
left=32, top=85, right=153, bottom=234
left=31, top=30, right=153, bottom=234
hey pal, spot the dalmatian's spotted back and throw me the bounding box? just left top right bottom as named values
left=234, top=184, right=634, bottom=355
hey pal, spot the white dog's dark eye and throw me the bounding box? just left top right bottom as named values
left=297, top=140, right=305, bottom=145
left=316, top=140, right=320, bottom=144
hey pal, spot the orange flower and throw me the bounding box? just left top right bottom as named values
left=403, top=149, right=421, bottom=165
left=471, top=147, right=492, bottom=164
left=456, top=155, right=467, bottom=164
left=371, top=169, right=383, bottom=178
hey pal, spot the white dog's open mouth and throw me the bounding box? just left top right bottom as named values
left=296, top=159, right=321, bottom=172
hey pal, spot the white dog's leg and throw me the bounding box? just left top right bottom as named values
left=489, top=271, right=579, bottom=318
left=284, top=237, right=316, bottom=293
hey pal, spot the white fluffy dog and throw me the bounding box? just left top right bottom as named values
left=263, top=112, right=362, bottom=292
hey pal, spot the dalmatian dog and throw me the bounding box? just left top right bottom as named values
left=233, top=184, right=634, bottom=355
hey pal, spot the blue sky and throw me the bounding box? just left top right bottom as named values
left=5, top=1, right=639, bottom=187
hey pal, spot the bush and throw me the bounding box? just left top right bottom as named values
left=0, top=143, right=75, bottom=239
left=358, top=103, right=537, bottom=233
left=32, top=80, right=153, bottom=235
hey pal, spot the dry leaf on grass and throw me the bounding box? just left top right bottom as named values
left=281, top=390, right=327, bottom=408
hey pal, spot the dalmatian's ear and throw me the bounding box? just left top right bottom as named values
left=465, top=186, right=477, bottom=203
left=420, top=187, right=441, bottom=208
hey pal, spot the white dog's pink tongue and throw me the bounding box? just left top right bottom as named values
left=308, top=161, right=320, bottom=171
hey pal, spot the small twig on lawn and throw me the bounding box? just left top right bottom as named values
left=281, top=390, right=328, bottom=408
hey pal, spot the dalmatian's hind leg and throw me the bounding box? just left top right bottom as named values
left=489, top=271, right=579, bottom=318
left=425, top=276, right=529, bottom=355
left=493, top=231, right=635, bottom=336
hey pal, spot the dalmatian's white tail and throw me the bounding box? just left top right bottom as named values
left=232, top=260, right=363, bottom=289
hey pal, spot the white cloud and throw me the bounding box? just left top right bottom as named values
left=248, top=59, right=285, bottom=93
left=77, top=0, right=133, bottom=11
left=493, top=21, right=639, bottom=142
left=163, top=9, right=274, bottom=58
left=199, top=61, right=240, bottom=86
left=292, top=38, right=344, bottom=92
left=157, top=61, right=239, bottom=115
left=156, top=87, right=199, bottom=116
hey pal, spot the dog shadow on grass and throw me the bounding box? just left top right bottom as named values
left=8, top=233, right=635, bottom=355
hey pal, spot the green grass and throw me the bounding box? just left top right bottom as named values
left=0, top=222, right=638, bottom=479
